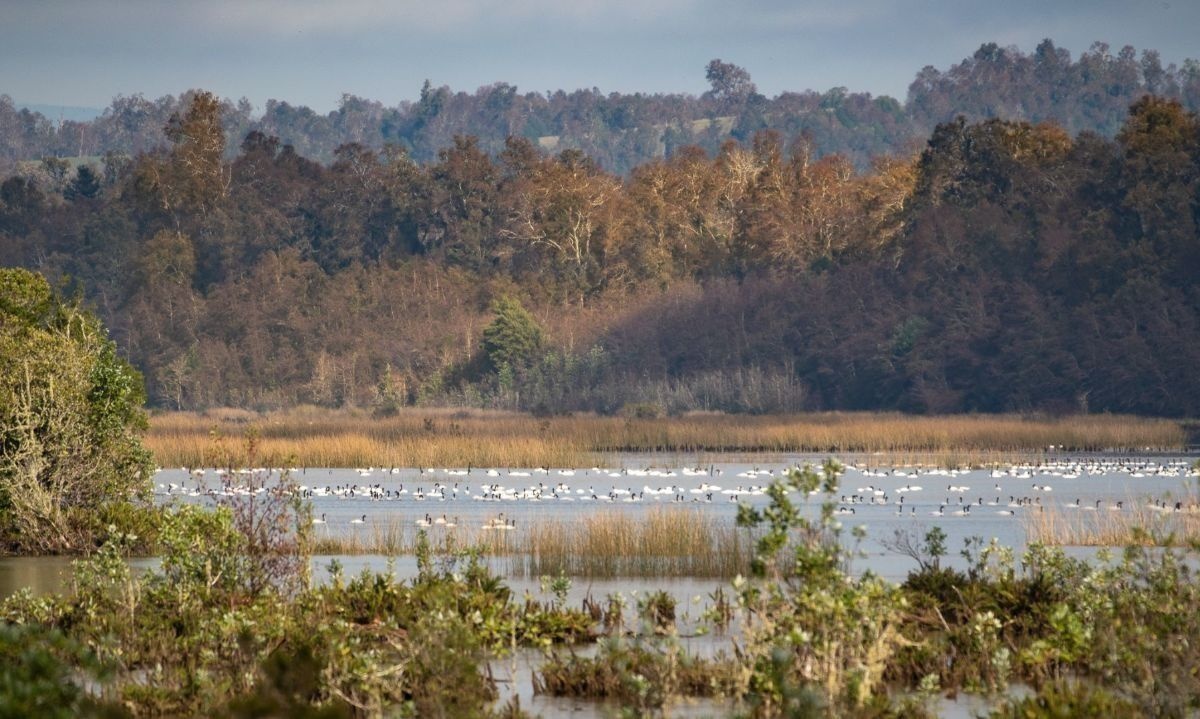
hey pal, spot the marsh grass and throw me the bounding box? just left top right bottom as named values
left=512, top=508, right=753, bottom=578
left=310, top=518, right=476, bottom=556
left=1023, top=493, right=1200, bottom=546
left=145, top=408, right=1186, bottom=469
left=309, top=508, right=754, bottom=578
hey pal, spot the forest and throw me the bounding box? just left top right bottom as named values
left=1, top=40, right=1198, bottom=417
left=3, top=40, right=1200, bottom=174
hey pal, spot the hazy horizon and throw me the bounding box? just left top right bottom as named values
left=2, top=0, right=1197, bottom=116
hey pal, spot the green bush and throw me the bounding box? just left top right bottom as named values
left=0, top=268, right=153, bottom=553
left=0, top=622, right=125, bottom=718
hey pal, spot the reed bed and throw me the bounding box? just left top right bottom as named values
left=311, top=519, right=459, bottom=556
left=309, top=508, right=755, bottom=578
left=145, top=407, right=1186, bottom=469
left=510, top=508, right=753, bottom=578
left=1023, top=496, right=1200, bottom=547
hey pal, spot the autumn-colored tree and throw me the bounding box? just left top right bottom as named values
left=4, top=90, right=1200, bottom=416
left=143, top=90, right=230, bottom=221
left=424, top=135, right=504, bottom=272
left=503, top=148, right=625, bottom=296
left=1116, top=97, right=1200, bottom=277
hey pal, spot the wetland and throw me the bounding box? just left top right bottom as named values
left=4, top=425, right=1199, bottom=717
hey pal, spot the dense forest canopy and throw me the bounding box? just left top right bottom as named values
left=1, top=40, right=1198, bottom=417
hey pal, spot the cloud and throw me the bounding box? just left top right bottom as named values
left=184, top=0, right=702, bottom=35
left=0, top=0, right=903, bottom=39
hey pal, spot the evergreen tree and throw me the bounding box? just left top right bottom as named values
left=481, top=296, right=543, bottom=373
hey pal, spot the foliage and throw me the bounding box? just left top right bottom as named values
left=3, top=40, right=1199, bottom=173
left=735, top=462, right=907, bottom=714
left=986, top=681, right=1145, bottom=719
left=535, top=583, right=743, bottom=713
left=480, top=295, right=543, bottom=374
left=0, top=622, right=125, bottom=719
left=0, top=268, right=153, bottom=553
left=4, top=69, right=1200, bottom=417
left=535, top=635, right=741, bottom=712
left=534, top=468, right=1200, bottom=716
left=0, top=490, right=589, bottom=716
left=2, top=458, right=1200, bottom=715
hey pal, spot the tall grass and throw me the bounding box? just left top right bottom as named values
left=145, top=407, right=1186, bottom=469
left=309, top=508, right=754, bottom=578
left=511, top=508, right=752, bottom=578
left=1024, top=496, right=1200, bottom=547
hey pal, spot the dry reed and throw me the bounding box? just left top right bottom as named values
left=511, top=507, right=753, bottom=578
left=1023, top=495, right=1200, bottom=547
left=309, top=508, right=754, bottom=578
left=144, top=408, right=1186, bottom=469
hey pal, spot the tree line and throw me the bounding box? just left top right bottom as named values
left=2, top=39, right=1199, bottom=175
left=1, top=82, right=1198, bottom=416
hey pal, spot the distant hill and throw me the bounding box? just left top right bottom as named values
left=17, top=102, right=103, bottom=123
left=2, top=40, right=1198, bottom=174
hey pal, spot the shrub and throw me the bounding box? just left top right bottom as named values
left=0, top=268, right=153, bottom=553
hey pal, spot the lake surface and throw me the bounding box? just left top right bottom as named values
left=152, top=452, right=1199, bottom=566
left=5, top=453, right=1194, bottom=597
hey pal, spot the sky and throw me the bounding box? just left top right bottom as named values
left=2, top=0, right=1197, bottom=114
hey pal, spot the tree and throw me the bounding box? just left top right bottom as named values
left=133, top=90, right=230, bottom=229
left=64, top=164, right=102, bottom=201
left=424, top=135, right=504, bottom=271
left=481, top=296, right=543, bottom=373
left=502, top=147, right=625, bottom=296
left=0, top=268, right=153, bottom=553
left=705, top=59, right=757, bottom=105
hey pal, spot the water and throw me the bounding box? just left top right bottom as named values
left=152, top=453, right=1198, bottom=575
left=3, top=454, right=1194, bottom=717
left=0, top=554, right=76, bottom=597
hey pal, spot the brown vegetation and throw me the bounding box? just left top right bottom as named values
left=1024, top=494, right=1200, bottom=547
left=6, top=92, right=1200, bottom=419
left=145, top=408, right=1186, bottom=469
left=310, top=508, right=754, bottom=578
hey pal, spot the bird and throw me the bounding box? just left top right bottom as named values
left=350, top=514, right=366, bottom=524
left=313, top=513, right=326, bottom=525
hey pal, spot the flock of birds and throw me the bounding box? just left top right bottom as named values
left=154, top=458, right=1199, bottom=528
left=836, top=459, right=1199, bottom=519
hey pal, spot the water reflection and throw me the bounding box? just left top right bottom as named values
left=0, top=554, right=75, bottom=598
